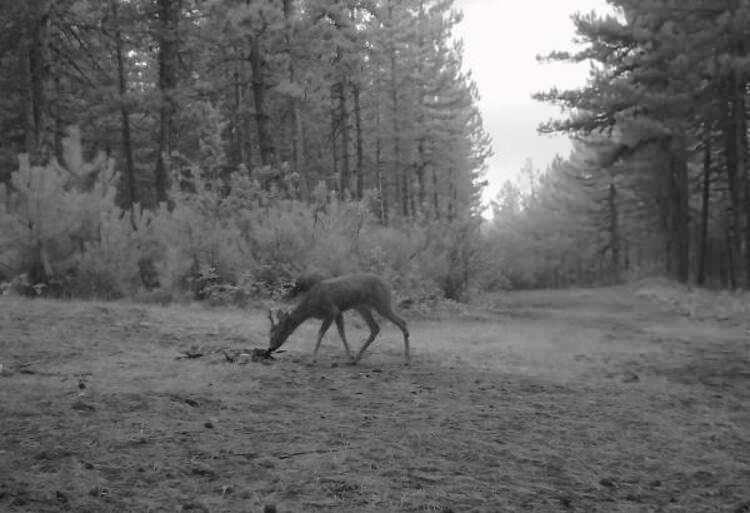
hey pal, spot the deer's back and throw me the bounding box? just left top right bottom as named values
left=302, top=273, right=391, bottom=314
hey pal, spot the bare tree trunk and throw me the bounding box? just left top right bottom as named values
left=670, top=135, right=690, bottom=284
left=228, top=61, right=244, bottom=171
left=113, top=0, right=137, bottom=211
left=447, top=167, right=455, bottom=221
left=432, top=167, right=440, bottom=219
left=431, top=139, right=439, bottom=218
left=375, top=93, right=387, bottom=225
left=698, top=124, right=712, bottom=285
left=337, top=80, right=351, bottom=199
left=608, top=181, right=620, bottom=280
left=249, top=36, right=275, bottom=168
left=737, top=70, right=750, bottom=288
left=23, top=0, right=52, bottom=163
left=53, top=74, right=64, bottom=162
left=21, top=41, right=36, bottom=158
left=352, top=83, right=364, bottom=200
left=154, top=0, right=180, bottom=204
left=725, top=225, right=736, bottom=287
left=390, top=50, right=406, bottom=217
left=723, top=76, right=741, bottom=288
left=283, top=0, right=304, bottom=194
left=415, top=0, right=426, bottom=214
left=331, top=105, right=339, bottom=195
left=387, top=1, right=407, bottom=218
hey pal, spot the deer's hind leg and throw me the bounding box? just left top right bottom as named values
left=334, top=313, right=354, bottom=361
left=376, top=306, right=410, bottom=365
left=353, top=307, right=380, bottom=363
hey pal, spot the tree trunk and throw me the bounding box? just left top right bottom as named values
left=331, top=106, right=339, bottom=194
left=113, top=0, right=137, bottom=211
left=725, top=225, right=736, bottom=287
left=669, top=135, right=690, bottom=283
left=23, top=0, right=52, bottom=163
left=228, top=61, right=248, bottom=171
left=375, top=93, right=388, bottom=225
left=723, top=76, right=741, bottom=288
left=608, top=181, right=620, bottom=280
left=336, top=80, right=351, bottom=199
left=737, top=70, right=750, bottom=288
left=53, top=74, right=64, bottom=162
left=431, top=140, right=439, bottom=218
left=352, top=83, right=364, bottom=200
left=387, top=1, right=407, bottom=218
left=154, top=0, right=180, bottom=204
left=249, top=36, right=275, bottom=168
left=415, top=0, right=426, bottom=214
left=697, top=124, right=712, bottom=285
left=283, top=0, right=304, bottom=195
left=390, top=52, right=406, bottom=217
left=447, top=167, right=456, bottom=221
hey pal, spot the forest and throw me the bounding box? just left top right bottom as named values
left=3, top=4, right=749, bottom=512
left=1, top=0, right=749, bottom=301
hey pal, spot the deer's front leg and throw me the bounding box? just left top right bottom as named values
left=334, top=313, right=355, bottom=362
left=312, top=317, right=333, bottom=363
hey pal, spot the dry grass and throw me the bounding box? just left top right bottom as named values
left=631, top=278, right=750, bottom=322
left=0, top=289, right=748, bottom=512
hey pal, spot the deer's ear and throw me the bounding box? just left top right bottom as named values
left=268, top=309, right=276, bottom=327
left=276, top=309, right=287, bottom=322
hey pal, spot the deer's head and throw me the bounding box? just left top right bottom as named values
left=267, top=308, right=292, bottom=353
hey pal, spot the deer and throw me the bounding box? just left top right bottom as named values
left=283, top=270, right=330, bottom=300
left=266, top=273, right=410, bottom=365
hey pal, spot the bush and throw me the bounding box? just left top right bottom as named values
left=0, top=135, right=489, bottom=303
left=0, top=130, right=144, bottom=298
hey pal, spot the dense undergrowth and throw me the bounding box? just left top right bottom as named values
left=0, top=134, right=486, bottom=304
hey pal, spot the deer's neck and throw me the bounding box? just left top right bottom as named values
left=279, top=304, right=313, bottom=341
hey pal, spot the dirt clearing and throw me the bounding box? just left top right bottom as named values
left=1, top=289, right=748, bottom=512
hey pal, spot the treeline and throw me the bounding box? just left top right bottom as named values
left=489, top=1, right=750, bottom=289
left=0, top=0, right=489, bottom=217
left=0, top=0, right=492, bottom=300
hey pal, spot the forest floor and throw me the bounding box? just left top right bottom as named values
left=0, top=284, right=749, bottom=513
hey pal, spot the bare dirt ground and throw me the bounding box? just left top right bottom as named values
left=1, top=287, right=748, bottom=512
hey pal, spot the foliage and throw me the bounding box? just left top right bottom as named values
left=0, top=132, right=149, bottom=298
left=0, top=131, right=489, bottom=301
left=534, top=1, right=750, bottom=288
left=0, top=0, right=490, bottom=221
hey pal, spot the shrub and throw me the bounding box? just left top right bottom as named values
left=0, top=130, right=143, bottom=297
left=0, top=136, right=490, bottom=303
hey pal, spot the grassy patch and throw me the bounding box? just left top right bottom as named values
left=1, top=292, right=748, bottom=512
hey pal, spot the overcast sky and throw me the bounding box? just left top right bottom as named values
left=452, top=0, right=613, bottom=205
